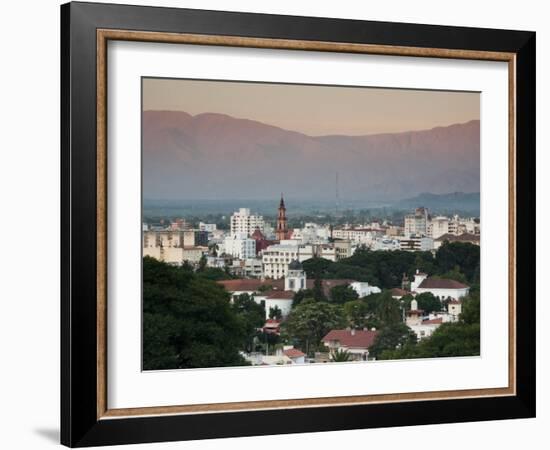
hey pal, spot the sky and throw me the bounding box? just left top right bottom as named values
left=143, top=77, right=479, bottom=136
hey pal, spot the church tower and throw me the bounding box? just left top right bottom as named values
left=276, top=193, right=288, bottom=241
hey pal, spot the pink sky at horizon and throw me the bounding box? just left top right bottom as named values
left=143, top=77, right=480, bottom=136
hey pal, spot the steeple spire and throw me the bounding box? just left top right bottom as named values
left=279, top=193, right=285, bottom=209
left=276, top=193, right=288, bottom=241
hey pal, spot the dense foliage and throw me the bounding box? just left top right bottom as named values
left=302, top=242, right=479, bottom=289
left=378, top=291, right=480, bottom=360
left=282, top=299, right=346, bottom=355
left=143, top=257, right=252, bottom=370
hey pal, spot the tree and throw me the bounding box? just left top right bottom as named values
left=435, top=241, right=480, bottom=283
left=460, top=291, right=480, bottom=325
left=302, top=257, right=332, bottom=278
left=282, top=300, right=346, bottom=355
left=196, top=267, right=233, bottom=281
left=329, top=284, right=359, bottom=304
left=369, top=323, right=417, bottom=359
left=292, top=289, right=314, bottom=307
left=142, top=257, right=249, bottom=370
left=231, top=294, right=266, bottom=353
left=376, top=291, right=402, bottom=326
left=313, top=276, right=327, bottom=302
left=330, top=348, right=352, bottom=362
left=197, top=254, right=207, bottom=272
left=268, top=305, right=282, bottom=320
left=343, top=299, right=373, bottom=329
left=415, top=292, right=442, bottom=314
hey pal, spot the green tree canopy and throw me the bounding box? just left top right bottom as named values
left=435, top=242, right=480, bottom=283
left=292, top=289, right=314, bottom=307
left=329, top=284, right=359, bottom=304
left=143, top=256, right=249, bottom=370
left=376, top=291, right=402, bottom=327
left=282, top=300, right=346, bottom=356
left=414, top=292, right=442, bottom=314
left=268, top=305, right=282, bottom=320
left=330, top=349, right=352, bottom=362
left=231, top=294, right=266, bottom=352
left=369, top=323, right=417, bottom=359
left=343, top=299, right=375, bottom=329
left=379, top=290, right=480, bottom=360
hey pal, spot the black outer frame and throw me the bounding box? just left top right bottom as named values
left=61, top=1, right=536, bottom=447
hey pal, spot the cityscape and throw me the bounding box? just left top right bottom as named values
left=142, top=78, right=480, bottom=370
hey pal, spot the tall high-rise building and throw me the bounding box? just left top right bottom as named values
left=404, top=207, right=429, bottom=237
left=276, top=194, right=289, bottom=241
left=230, top=208, right=265, bottom=236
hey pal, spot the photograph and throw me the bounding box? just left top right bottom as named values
left=141, top=78, right=481, bottom=370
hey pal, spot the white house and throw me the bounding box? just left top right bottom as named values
left=409, top=318, right=443, bottom=340
left=322, top=329, right=379, bottom=361
left=406, top=298, right=443, bottom=340
left=349, top=281, right=381, bottom=298
left=285, top=260, right=307, bottom=292
left=279, top=346, right=306, bottom=364
left=261, top=290, right=294, bottom=319
left=410, top=269, right=469, bottom=300
left=414, top=278, right=470, bottom=300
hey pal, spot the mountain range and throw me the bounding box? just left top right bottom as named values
left=143, top=111, right=480, bottom=201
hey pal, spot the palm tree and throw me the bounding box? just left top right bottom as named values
left=330, top=348, right=352, bottom=362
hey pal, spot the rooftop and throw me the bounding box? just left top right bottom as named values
left=283, top=348, right=306, bottom=358
left=422, top=318, right=443, bottom=325
left=322, top=329, right=378, bottom=349
left=417, top=278, right=469, bottom=289
left=265, top=290, right=295, bottom=300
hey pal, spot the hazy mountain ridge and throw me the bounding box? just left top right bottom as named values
left=143, top=111, right=480, bottom=201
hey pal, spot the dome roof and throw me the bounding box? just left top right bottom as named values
left=288, top=259, right=303, bottom=270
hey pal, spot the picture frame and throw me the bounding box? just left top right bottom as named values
left=61, top=1, right=536, bottom=447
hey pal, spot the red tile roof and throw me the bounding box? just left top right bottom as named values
left=217, top=278, right=354, bottom=298
left=422, top=318, right=443, bottom=325
left=283, top=348, right=306, bottom=358
left=217, top=279, right=284, bottom=292
left=448, top=299, right=462, bottom=305
left=265, top=290, right=295, bottom=300
left=322, top=329, right=378, bottom=349
left=417, top=278, right=469, bottom=289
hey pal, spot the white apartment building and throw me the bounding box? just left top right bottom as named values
left=142, top=230, right=208, bottom=249
left=398, top=236, right=434, bottom=252
left=428, top=216, right=450, bottom=239
left=262, top=244, right=300, bottom=279
left=198, top=222, right=217, bottom=232
left=230, top=208, right=265, bottom=236
left=332, top=228, right=379, bottom=245
left=372, top=236, right=401, bottom=251
left=222, top=233, right=256, bottom=260
left=244, top=258, right=263, bottom=278
left=404, top=207, right=429, bottom=237
left=290, top=223, right=331, bottom=244
left=143, top=246, right=207, bottom=265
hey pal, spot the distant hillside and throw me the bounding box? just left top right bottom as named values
left=143, top=111, right=480, bottom=201
left=395, top=192, right=480, bottom=215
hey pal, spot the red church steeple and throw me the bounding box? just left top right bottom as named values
left=276, top=193, right=288, bottom=241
